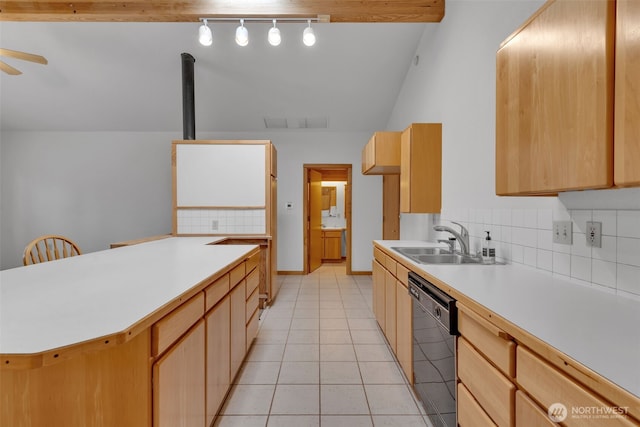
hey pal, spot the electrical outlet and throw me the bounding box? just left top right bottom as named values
left=586, top=221, right=602, bottom=248
left=553, top=221, right=573, bottom=245
left=211, top=220, right=218, bottom=231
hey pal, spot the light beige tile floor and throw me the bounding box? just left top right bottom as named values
left=216, top=263, right=432, bottom=427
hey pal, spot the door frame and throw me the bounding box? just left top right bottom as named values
left=303, top=164, right=353, bottom=275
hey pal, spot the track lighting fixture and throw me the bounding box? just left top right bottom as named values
left=198, top=19, right=213, bottom=46
left=235, top=19, right=249, bottom=46
left=303, top=20, right=316, bottom=47
left=268, top=20, right=281, bottom=46
left=197, top=17, right=319, bottom=48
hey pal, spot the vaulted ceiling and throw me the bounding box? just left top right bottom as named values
left=0, top=1, right=442, bottom=133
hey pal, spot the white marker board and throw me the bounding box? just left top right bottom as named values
left=176, top=144, right=266, bottom=206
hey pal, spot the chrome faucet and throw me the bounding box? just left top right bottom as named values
left=433, top=221, right=470, bottom=255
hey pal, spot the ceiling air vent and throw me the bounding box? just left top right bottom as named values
left=264, top=116, right=328, bottom=129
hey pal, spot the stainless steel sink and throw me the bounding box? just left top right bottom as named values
left=391, top=247, right=452, bottom=257
left=391, top=246, right=484, bottom=264
left=412, top=253, right=482, bottom=264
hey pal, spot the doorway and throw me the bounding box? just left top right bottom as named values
left=303, top=164, right=352, bottom=275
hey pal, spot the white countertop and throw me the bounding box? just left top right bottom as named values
left=375, top=240, right=640, bottom=399
left=0, top=237, right=257, bottom=354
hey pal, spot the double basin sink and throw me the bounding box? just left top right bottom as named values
left=391, top=246, right=484, bottom=265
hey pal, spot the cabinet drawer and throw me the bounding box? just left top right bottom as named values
left=246, top=287, right=259, bottom=323
left=515, top=390, right=555, bottom=427
left=458, top=337, right=515, bottom=427
left=458, top=303, right=515, bottom=378
left=246, top=250, right=260, bottom=274
left=246, top=308, right=259, bottom=348
left=205, top=274, right=230, bottom=312
left=246, top=267, right=260, bottom=299
left=230, top=261, right=246, bottom=288
left=458, top=382, right=497, bottom=427
left=374, top=247, right=385, bottom=264
left=323, top=230, right=342, bottom=238
left=396, top=263, right=409, bottom=288
left=152, top=292, right=205, bottom=356
left=516, top=347, right=637, bottom=427
left=384, top=254, right=397, bottom=277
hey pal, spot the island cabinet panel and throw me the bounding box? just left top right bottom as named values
left=152, top=292, right=205, bottom=356
left=0, top=330, right=151, bottom=427
left=614, top=0, right=640, bottom=186
left=153, top=320, right=206, bottom=427
left=206, top=296, right=231, bottom=425
left=230, top=280, right=247, bottom=380
left=495, top=0, right=615, bottom=195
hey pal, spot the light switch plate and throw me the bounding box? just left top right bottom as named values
left=553, top=221, right=573, bottom=245
left=586, top=221, right=602, bottom=248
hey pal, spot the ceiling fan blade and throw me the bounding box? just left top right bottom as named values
left=0, top=48, right=48, bottom=65
left=0, top=60, right=22, bottom=75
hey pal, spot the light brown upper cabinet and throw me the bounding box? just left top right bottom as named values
left=495, top=0, right=615, bottom=195
left=615, top=0, right=640, bottom=187
left=361, top=131, right=402, bottom=174
left=400, top=123, right=442, bottom=213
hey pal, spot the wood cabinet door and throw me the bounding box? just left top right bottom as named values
left=153, top=320, right=206, bottom=427
left=206, top=297, right=230, bottom=425
left=496, top=0, right=615, bottom=195
left=384, top=270, right=397, bottom=352
left=400, top=124, right=442, bottom=213
left=395, top=281, right=412, bottom=384
left=615, top=0, right=640, bottom=186
left=230, top=281, right=247, bottom=380
left=372, top=260, right=386, bottom=330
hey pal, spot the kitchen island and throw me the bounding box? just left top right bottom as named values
left=0, top=237, right=262, bottom=427
left=373, top=240, right=640, bottom=426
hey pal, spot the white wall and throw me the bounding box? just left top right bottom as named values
left=387, top=0, right=640, bottom=298
left=0, top=130, right=381, bottom=272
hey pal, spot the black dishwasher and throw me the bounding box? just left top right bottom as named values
left=409, top=272, right=458, bottom=427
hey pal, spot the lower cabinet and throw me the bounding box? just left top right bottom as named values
left=322, top=230, right=342, bottom=261
left=372, top=249, right=412, bottom=384
left=153, top=320, right=206, bottom=427
left=230, top=279, right=247, bottom=382
left=206, top=296, right=230, bottom=425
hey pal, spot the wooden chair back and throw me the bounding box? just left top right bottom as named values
left=23, top=235, right=82, bottom=266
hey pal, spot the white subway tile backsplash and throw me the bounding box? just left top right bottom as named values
left=571, top=255, right=591, bottom=282
left=537, top=249, right=553, bottom=271
left=617, top=237, right=640, bottom=267
left=593, top=210, right=617, bottom=236
left=570, top=210, right=592, bottom=233
left=446, top=207, right=639, bottom=299
left=618, top=210, right=640, bottom=238
left=553, top=252, right=571, bottom=277
left=617, top=264, right=640, bottom=295
left=592, top=259, right=616, bottom=289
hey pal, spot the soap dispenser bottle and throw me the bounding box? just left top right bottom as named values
left=482, top=231, right=495, bottom=264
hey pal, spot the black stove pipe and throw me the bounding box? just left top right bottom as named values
left=181, top=53, right=196, bottom=140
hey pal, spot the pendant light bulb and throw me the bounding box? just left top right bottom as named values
left=198, top=19, right=213, bottom=46
left=235, top=19, right=249, bottom=46
left=303, top=20, right=316, bottom=47
left=268, top=19, right=281, bottom=46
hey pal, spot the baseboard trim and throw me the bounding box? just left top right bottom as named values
left=277, top=271, right=305, bottom=275
left=350, top=271, right=372, bottom=276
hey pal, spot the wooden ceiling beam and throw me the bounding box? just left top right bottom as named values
left=0, top=1, right=445, bottom=23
